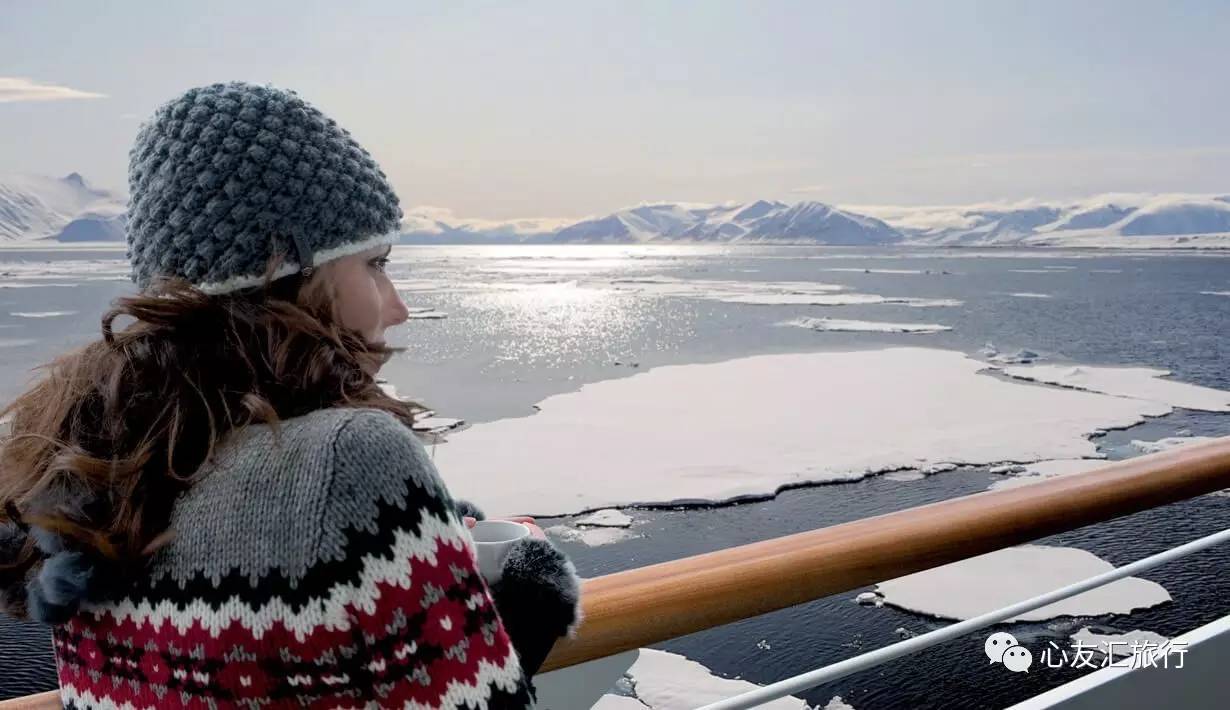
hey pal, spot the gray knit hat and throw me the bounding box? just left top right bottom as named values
left=126, top=81, right=403, bottom=294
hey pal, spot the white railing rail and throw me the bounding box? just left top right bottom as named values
left=695, top=526, right=1230, bottom=710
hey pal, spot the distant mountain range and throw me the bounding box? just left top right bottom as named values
left=4, top=173, right=1230, bottom=248
left=399, top=200, right=902, bottom=245
left=859, top=194, right=1230, bottom=247
left=402, top=195, right=1230, bottom=247
left=526, top=200, right=899, bottom=245
left=0, top=173, right=126, bottom=242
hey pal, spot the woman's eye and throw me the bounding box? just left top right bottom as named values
left=370, top=257, right=390, bottom=272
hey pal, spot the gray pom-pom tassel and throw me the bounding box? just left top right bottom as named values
left=38, top=551, right=93, bottom=605
left=0, top=522, right=26, bottom=562
left=26, top=551, right=93, bottom=624
left=26, top=576, right=70, bottom=624
left=0, top=522, right=32, bottom=616
left=30, top=526, right=65, bottom=556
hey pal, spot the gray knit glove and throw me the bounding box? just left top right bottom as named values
left=454, top=499, right=583, bottom=677
left=489, top=536, right=582, bottom=678
left=453, top=499, right=486, bottom=522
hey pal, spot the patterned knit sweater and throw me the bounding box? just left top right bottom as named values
left=48, top=407, right=580, bottom=709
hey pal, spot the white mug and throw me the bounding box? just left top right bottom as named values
left=468, top=520, right=530, bottom=584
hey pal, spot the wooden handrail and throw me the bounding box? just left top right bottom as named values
left=0, top=694, right=56, bottom=710
left=4, top=437, right=1230, bottom=708
left=539, top=437, right=1230, bottom=671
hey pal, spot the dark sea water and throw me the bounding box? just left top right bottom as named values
left=2, top=245, right=1229, bottom=708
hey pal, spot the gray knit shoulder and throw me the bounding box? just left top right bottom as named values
left=316, top=408, right=456, bottom=563
left=147, top=407, right=417, bottom=588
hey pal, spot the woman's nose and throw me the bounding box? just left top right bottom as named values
left=388, top=292, right=411, bottom=326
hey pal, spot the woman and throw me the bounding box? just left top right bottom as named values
left=0, top=82, right=581, bottom=709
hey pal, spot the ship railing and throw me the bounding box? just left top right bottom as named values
left=3, top=437, right=1230, bottom=709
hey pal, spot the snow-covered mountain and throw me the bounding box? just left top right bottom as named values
left=0, top=173, right=126, bottom=242
left=402, top=194, right=1230, bottom=247
left=716, top=201, right=902, bottom=245
left=5, top=173, right=1229, bottom=249
left=481, top=200, right=904, bottom=245
left=862, top=194, right=1230, bottom=247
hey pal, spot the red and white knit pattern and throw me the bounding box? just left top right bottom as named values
left=54, top=512, right=532, bottom=708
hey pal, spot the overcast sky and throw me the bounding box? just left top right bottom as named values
left=3, top=0, right=1228, bottom=219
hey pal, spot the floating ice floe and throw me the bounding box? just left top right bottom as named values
left=1001, top=364, right=1230, bottom=412
left=821, top=267, right=928, bottom=274
left=988, top=459, right=1108, bottom=491
left=1009, top=269, right=1064, bottom=274
left=0, top=338, right=37, bottom=348
left=413, top=416, right=465, bottom=434
left=610, top=276, right=840, bottom=300
left=1200, top=291, right=1230, bottom=297
left=781, top=317, right=950, bottom=334
left=374, top=382, right=466, bottom=432
left=9, top=310, right=77, bottom=318
left=725, top=294, right=961, bottom=307
left=613, top=276, right=844, bottom=293
left=437, top=348, right=1179, bottom=516
left=1070, top=627, right=1170, bottom=658
left=978, top=343, right=1043, bottom=365
left=996, top=351, right=1043, bottom=365
left=591, top=696, right=643, bottom=710
left=547, top=524, right=637, bottom=547
left=575, top=508, right=634, bottom=528
left=1129, top=436, right=1217, bottom=454
left=592, top=648, right=810, bottom=710
left=390, top=278, right=447, bottom=292
left=875, top=545, right=1171, bottom=622
left=1008, top=292, right=1053, bottom=299
left=608, top=277, right=961, bottom=308
left=824, top=697, right=856, bottom=710
left=884, top=462, right=958, bottom=481
left=376, top=381, right=402, bottom=399
left=0, top=259, right=128, bottom=280
left=405, top=308, right=448, bottom=319
left=0, top=282, right=78, bottom=289
left=883, top=471, right=926, bottom=482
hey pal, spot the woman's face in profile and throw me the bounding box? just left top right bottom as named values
left=322, top=245, right=409, bottom=348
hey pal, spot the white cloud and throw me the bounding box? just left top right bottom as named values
left=0, top=77, right=107, bottom=103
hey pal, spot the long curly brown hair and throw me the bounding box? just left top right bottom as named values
left=0, top=261, right=422, bottom=620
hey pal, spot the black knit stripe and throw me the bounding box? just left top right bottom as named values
left=91, top=481, right=457, bottom=612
